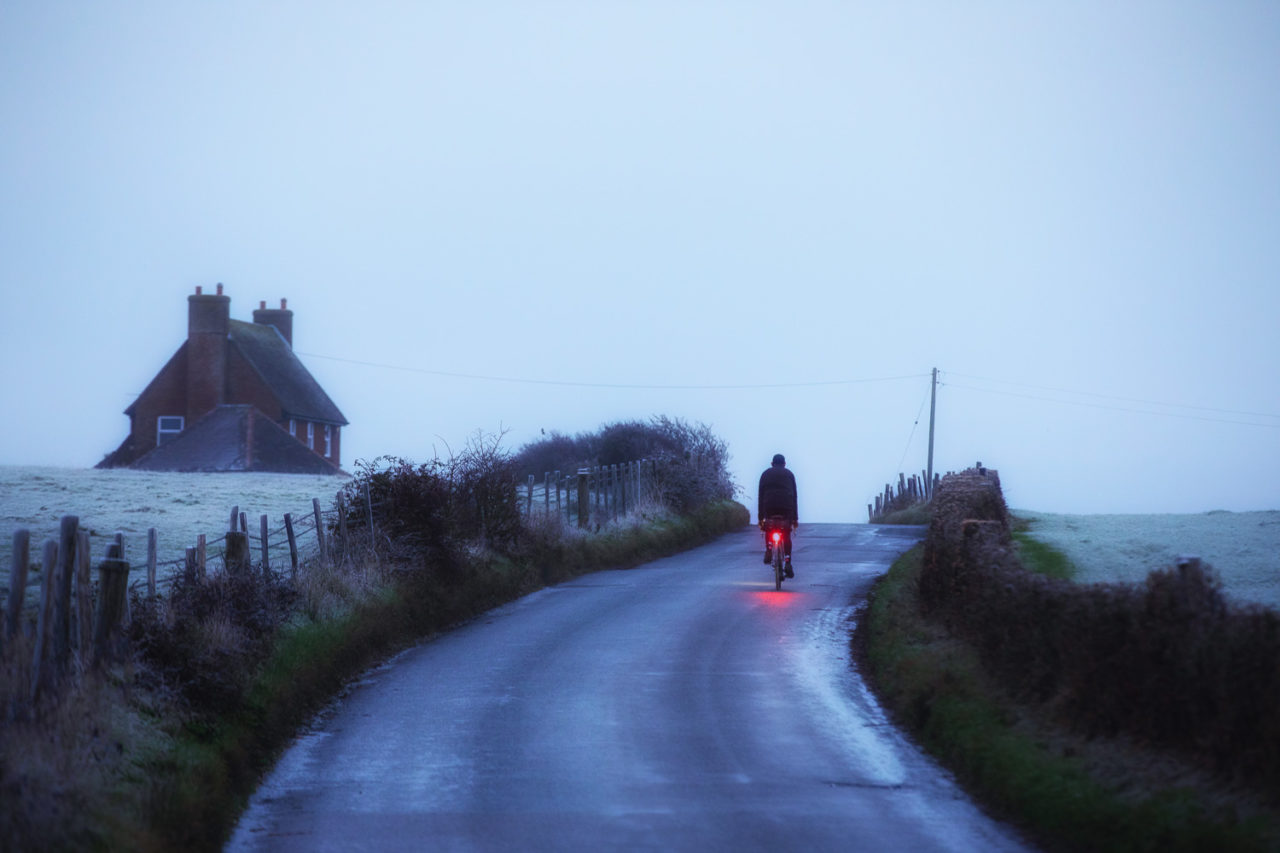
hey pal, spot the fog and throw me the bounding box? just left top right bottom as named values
left=2, top=2, right=1277, bottom=520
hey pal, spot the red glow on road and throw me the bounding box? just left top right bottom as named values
left=749, top=589, right=801, bottom=607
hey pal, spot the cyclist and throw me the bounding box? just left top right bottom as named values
left=757, top=453, right=798, bottom=577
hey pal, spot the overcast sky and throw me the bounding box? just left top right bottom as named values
left=2, top=1, right=1277, bottom=521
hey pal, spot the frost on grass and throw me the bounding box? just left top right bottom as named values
left=1, top=465, right=346, bottom=597
left=1018, top=509, right=1280, bottom=609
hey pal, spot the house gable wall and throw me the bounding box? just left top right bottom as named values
left=122, top=346, right=189, bottom=464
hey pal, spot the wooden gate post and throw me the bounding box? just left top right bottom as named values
left=52, top=515, right=78, bottom=671
left=92, top=557, right=130, bottom=667
left=225, top=531, right=250, bottom=575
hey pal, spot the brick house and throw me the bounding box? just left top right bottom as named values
left=99, top=285, right=348, bottom=473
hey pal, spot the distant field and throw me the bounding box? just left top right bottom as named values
left=1018, top=510, right=1280, bottom=610
left=1, top=466, right=348, bottom=596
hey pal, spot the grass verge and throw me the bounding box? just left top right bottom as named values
left=859, top=544, right=1277, bottom=852
left=1010, top=516, right=1077, bottom=581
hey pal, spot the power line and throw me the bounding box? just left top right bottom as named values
left=895, top=380, right=932, bottom=475
left=297, top=351, right=928, bottom=391
left=943, top=371, right=1280, bottom=421
left=941, top=380, right=1280, bottom=429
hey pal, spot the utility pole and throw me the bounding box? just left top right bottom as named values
left=926, top=367, right=937, bottom=499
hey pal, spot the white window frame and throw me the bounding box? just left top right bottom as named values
left=157, top=415, right=184, bottom=446
left=306, top=422, right=314, bottom=450
left=289, top=419, right=297, bottom=437
left=324, top=424, right=332, bottom=457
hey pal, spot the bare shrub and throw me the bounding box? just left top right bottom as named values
left=442, top=430, right=523, bottom=551
left=337, top=430, right=524, bottom=565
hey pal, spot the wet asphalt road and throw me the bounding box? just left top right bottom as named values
left=227, top=524, right=1033, bottom=852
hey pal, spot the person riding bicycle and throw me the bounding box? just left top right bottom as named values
left=758, top=453, right=798, bottom=578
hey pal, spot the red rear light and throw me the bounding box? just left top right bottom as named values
left=771, top=531, right=781, bottom=544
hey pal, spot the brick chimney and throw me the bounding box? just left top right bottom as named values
left=252, top=298, right=293, bottom=347
left=187, top=283, right=230, bottom=419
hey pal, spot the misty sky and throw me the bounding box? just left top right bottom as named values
left=2, top=2, right=1277, bottom=521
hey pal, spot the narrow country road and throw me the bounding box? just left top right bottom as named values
left=228, top=524, right=1032, bottom=852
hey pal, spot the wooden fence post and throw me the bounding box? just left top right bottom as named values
left=147, top=527, right=158, bottom=598
left=284, top=513, right=299, bottom=577
left=577, top=470, right=588, bottom=528
left=337, top=492, right=349, bottom=564
left=544, top=472, right=550, bottom=515
left=52, top=515, right=78, bottom=672
left=313, top=498, right=328, bottom=567
left=31, top=540, right=59, bottom=701
left=260, top=514, right=270, bottom=575
left=526, top=475, right=534, bottom=515
left=185, top=547, right=198, bottom=581
left=4, top=529, right=31, bottom=648
left=92, top=556, right=130, bottom=667
left=230, top=505, right=240, bottom=533
left=225, top=531, right=250, bottom=575
left=240, top=512, right=248, bottom=536
left=75, top=529, right=92, bottom=667
left=197, top=534, right=207, bottom=578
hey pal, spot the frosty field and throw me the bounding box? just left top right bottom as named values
left=1019, top=510, right=1280, bottom=610
left=1, top=465, right=348, bottom=596
left=4, top=466, right=1275, bottom=614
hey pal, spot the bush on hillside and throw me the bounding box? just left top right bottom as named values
left=514, top=415, right=736, bottom=514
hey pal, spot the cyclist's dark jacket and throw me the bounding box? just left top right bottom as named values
left=757, top=462, right=798, bottom=522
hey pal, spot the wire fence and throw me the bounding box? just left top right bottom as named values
left=2, top=457, right=660, bottom=617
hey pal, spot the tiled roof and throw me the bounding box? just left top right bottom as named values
left=229, top=320, right=348, bottom=425
left=131, top=406, right=344, bottom=474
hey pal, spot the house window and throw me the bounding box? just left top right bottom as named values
left=306, top=422, right=314, bottom=450
left=324, top=424, right=332, bottom=457
left=289, top=419, right=296, bottom=437
left=157, top=416, right=184, bottom=446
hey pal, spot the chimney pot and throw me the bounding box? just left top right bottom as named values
left=216, top=283, right=224, bottom=296
left=196, top=286, right=203, bottom=295
left=260, top=300, right=266, bottom=309
left=281, top=298, right=287, bottom=310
